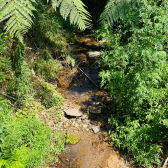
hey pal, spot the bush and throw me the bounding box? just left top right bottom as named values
left=99, top=1, right=168, bottom=167
left=33, top=50, right=63, bottom=81
left=28, top=1, right=77, bottom=52
left=40, top=83, right=64, bottom=109
left=0, top=56, right=12, bottom=84
left=0, top=33, right=13, bottom=84
left=0, top=97, right=66, bottom=168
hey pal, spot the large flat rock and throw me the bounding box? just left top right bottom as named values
left=64, top=108, right=83, bottom=117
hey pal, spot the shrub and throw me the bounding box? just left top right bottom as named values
left=0, top=97, right=66, bottom=168
left=40, top=83, right=64, bottom=109
left=28, top=1, right=77, bottom=52
left=0, top=33, right=13, bottom=85
left=33, top=50, right=63, bottom=81
left=99, top=0, right=168, bottom=167
left=0, top=56, right=12, bottom=84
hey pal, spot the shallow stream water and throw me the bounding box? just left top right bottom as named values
left=54, top=31, right=128, bottom=168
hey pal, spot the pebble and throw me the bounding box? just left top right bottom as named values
left=72, top=121, right=76, bottom=126
left=92, top=126, right=100, bottom=134
left=86, top=120, right=91, bottom=124
left=75, top=124, right=79, bottom=127
left=61, top=118, right=68, bottom=122
left=83, top=124, right=88, bottom=129
left=81, top=114, right=86, bottom=120
left=96, top=102, right=101, bottom=105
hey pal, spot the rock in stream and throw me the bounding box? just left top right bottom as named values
left=64, top=108, right=83, bottom=117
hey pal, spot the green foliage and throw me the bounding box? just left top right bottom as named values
left=0, top=0, right=36, bottom=42
left=48, top=0, right=91, bottom=30
left=33, top=50, right=63, bottom=81
left=0, top=0, right=91, bottom=42
left=99, top=0, right=168, bottom=167
left=0, top=33, right=13, bottom=84
left=100, top=0, right=137, bottom=26
left=1, top=118, right=51, bottom=168
left=13, top=60, right=34, bottom=106
left=67, top=55, right=75, bottom=68
left=49, top=132, right=68, bottom=160
left=8, top=42, right=34, bottom=106
left=40, top=83, right=64, bottom=108
left=0, top=56, right=12, bottom=84
left=28, top=1, right=77, bottom=54
left=0, top=97, right=66, bottom=167
left=0, top=33, right=12, bottom=54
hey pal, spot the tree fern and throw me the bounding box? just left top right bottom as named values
left=49, top=0, right=92, bottom=30
left=0, top=0, right=36, bottom=42
left=100, top=0, right=137, bottom=26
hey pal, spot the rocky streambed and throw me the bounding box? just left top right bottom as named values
left=45, top=31, right=129, bottom=168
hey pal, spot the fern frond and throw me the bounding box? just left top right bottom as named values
left=50, top=0, right=92, bottom=30
left=100, top=0, right=137, bottom=26
left=0, top=0, right=36, bottom=42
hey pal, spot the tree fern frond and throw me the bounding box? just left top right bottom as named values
left=0, top=0, right=36, bottom=42
left=50, top=0, right=92, bottom=30
left=100, top=0, right=137, bottom=26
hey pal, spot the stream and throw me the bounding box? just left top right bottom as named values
left=51, top=31, right=129, bottom=168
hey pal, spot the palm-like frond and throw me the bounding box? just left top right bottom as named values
left=100, top=0, right=137, bottom=26
left=50, top=0, right=92, bottom=30
left=0, top=0, right=36, bottom=42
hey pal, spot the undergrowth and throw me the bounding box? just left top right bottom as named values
left=33, top=50, right=63, bottom=82
left=98, top=0, right=168, bottom=167
left=40, top=83, right=64, bottom=109
left=0, top=31, right=66, bottom=167
left=28, top=0, right=77, bottom=57
left=0, top=97, right=67, bottom=168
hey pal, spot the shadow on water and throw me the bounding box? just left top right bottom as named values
left=55, top=31, right=130, bottom=168
left=57, top=30, right=112, bottom=126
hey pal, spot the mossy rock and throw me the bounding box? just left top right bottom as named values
left=66, top=132, right=81, bottom=145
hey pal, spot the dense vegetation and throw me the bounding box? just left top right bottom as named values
left=97, top=0, right=168, bottom=167
left=0, top=0, right=168, bottom=167
left=0, top=1, right=74, bottom=167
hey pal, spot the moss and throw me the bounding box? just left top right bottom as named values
left=66, top=132, right=81, bottom=145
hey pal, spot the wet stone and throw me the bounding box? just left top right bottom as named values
left=86, top=51, right=101, bottom=61
left=89, top=106, right=101, bottom=114
left=92, top=126, right=100, bottom=134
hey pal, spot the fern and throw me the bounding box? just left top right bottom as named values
left=49, top=0, right=92, bottom=30
left=0, top=0, right=91, bottom=42
left=0, top=0, right=36, bottom=42
left=100, top=0, right=137, bottom=26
